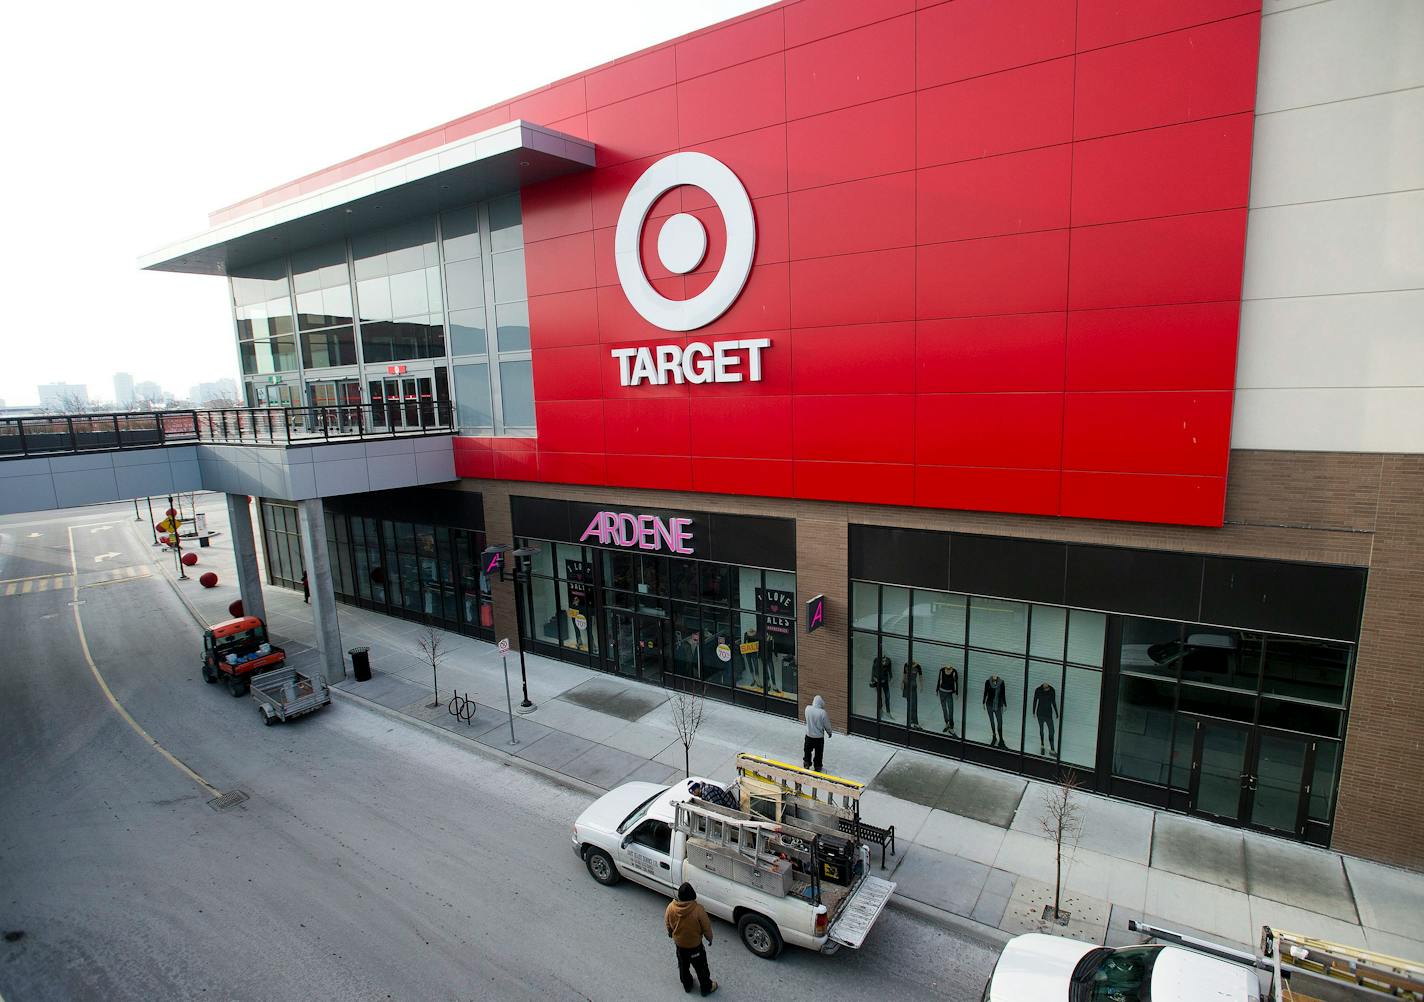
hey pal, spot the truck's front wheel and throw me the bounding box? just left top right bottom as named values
left=737, top=913, right=783, bottom=960
left=584, top=847, right=620, bottom=886
left=202, top=662, right=217, bottom=683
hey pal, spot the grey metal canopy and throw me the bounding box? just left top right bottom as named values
left=140, top=120, right=595, bottom=276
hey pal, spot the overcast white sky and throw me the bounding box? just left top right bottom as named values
left=0, top=0, right=767, bottom=407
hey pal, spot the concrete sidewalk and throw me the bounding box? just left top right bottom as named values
left=140, top=498, right=1424, bottom=964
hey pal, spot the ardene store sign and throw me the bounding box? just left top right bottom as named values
left=611, top=337, right=771, bottom=387
left=581, top=510, right=695, bottom=555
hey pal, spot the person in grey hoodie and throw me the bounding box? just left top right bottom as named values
left=803, top=694, right=833, bottom=772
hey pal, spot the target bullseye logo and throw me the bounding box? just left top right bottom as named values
left=615, top=152, right=755, bottom=332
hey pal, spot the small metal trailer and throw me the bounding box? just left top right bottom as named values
left=249, top=666, right=330, bottom=725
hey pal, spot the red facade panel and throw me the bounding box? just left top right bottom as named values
left=917, top=57, right=1074, bottom=168
left=916, top=230, right=1070, bottom=320
left=254, top=0, right=1261, bottom=527
left=786, top=94, right=916, bottom=190
left=916, top=314, right=1067, bottom=393
left=1073, top=15, right=1261, bottom=140
left=916, top=0, right=1076, bottom=88
left=788, top=172, right=915, bottom=260
left=785, top=15, right=915, bottom=120
left=676, top=53, right=787, bottom=147
left=915, top=393, right=1064, bottom=470
left=916, top=145, right=1072, bottom=243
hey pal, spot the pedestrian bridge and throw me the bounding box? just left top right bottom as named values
left=0, top=405, right=456, bottom=515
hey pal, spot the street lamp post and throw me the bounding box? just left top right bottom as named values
left=510, top=546, right=540, bottom=712
left=481, top=542, right=540, bottom=713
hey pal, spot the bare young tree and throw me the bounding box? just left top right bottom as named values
left=1038, top=769, right=1084, bottom=923
left=668, top=687, right=707, bottom=778
left=416, top=624, right=449, bottom=709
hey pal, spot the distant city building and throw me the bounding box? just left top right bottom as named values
left=113, top=372, right=135, bottom=408
left=37, top=382, right=89, bottom=409
left=188, top=378, right=239, bottom=405
left=133, top=381, right=163, bottom=404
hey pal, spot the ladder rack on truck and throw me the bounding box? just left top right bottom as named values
left=733, top=753, right=897, bottom=869
left=1261, top=926, right=1424, bottom=1002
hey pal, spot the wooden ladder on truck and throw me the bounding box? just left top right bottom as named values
left=1261, top=926, right=1424, bottom=1002
left=733, top=753, right=896, bottom=868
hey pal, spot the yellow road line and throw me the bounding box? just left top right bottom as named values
left=0, top=572, right=71, bottom=585
left=80, top=571, right=152, bottom=591
left=21, top=580, right=33, bottom=594
left=66, top=526, right=219, bottom=798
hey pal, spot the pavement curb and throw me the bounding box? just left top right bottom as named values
left=887, top=894, right=1014, bottom=949
left=329, top=684, right=607, bottom=800
left=127, top=522, right=212, bottom=630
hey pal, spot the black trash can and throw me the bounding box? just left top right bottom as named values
left=350, top=646, right=372, bottom=682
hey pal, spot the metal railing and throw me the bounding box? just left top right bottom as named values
left=0, top=403, right=455, bottom=458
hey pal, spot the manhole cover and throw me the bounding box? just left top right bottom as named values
left=207, top=790, right=250, bottom=812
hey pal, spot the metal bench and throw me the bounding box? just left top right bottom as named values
left=839, top=817, right=896, bottom=869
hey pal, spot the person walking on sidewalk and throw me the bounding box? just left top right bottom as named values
left=301, top=570, right=309, bottom=604
left=666, top=882, right=718, bottom=996
left=803, top=694, right=833, bottom=772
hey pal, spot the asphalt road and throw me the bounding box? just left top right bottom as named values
left=0, top=504, right=1000, bottom=1001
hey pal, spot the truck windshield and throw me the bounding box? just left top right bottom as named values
left=1070, top=945, right=1162, bottom=1002
left=617, top=789, right=668, bottom=835
left=216, top=628, right=267, bottom=652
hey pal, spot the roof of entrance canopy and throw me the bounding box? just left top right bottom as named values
left=139, top=120, right=595, bottom=276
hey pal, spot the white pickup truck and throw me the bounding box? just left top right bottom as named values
left=573, top=769, right=895, bottom=960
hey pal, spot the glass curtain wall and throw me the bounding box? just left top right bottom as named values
left=329, top=514, right=492, bottom=640
left=293, top=241, right=357, bottom=369
left=260, top=502, right=493, bottom=641
left=258, top=501, right=305, bottom=589
left=1113, top=616, right=1352, bottom=838
left=443, top=193, right=534, bottom=434
left=230, top=195, right=535, bottom=437
left=518, top=536, right=797, bottom=715
left=353, top=220, right=445, bottom=364
left=851, top=582, right=1105, bottom=770
left=232, top=261, right=297, bottom=376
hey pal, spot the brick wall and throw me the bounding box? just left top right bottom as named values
left=448, top=449, right=1423, bottom=868
left=1332, top=456, right=1424, bottom=868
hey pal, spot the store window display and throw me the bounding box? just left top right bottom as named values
left=851, top=583, right=1104, bottom=766
left=519, top=536, right=796, bottom=714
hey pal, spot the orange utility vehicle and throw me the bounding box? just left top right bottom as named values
left=200, top=616, right=285, bottom=696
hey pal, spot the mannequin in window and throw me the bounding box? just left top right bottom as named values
left=762, top=632, right=780, bottom=692
left=742, top=629, right=761, bottom=687
left=902, top=659, right=923, bottom=728
left=1033, top=682, right=1058, bottom=755
left=983, top=674, right=1008, bottom=749
left=936, top=663, right=959, bottom=734
left=870, top=654, right=895, bottom=720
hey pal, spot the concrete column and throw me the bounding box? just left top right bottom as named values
left=296, top=497, right=346, bottom=683
left=225, top=493, right=267, bottom=624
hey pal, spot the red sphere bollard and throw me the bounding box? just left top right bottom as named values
left=159, top=534, right=170, bottom=545
left=199, top=572, right=219, bottom=588
left=228, top=599, right=245, bottom=618
left=165, top=508, right=177, bottom=517
left=181, top=552, right=198, bottom=566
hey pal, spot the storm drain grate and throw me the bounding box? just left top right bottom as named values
left=207, top=790, right=250, bottom=812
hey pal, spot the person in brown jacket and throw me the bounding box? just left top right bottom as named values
left=665, top=882, right=718, bottom=996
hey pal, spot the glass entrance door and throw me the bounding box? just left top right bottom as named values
left=1249, top=731, right=1313, bottom=837
left=1189, top=718, right=1250, bottom=823
left=606, top=610, right=667, bottom=685
left=1188, top=718, right=1314, bottom=837
left=367, top=368, right=449, bottom=428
